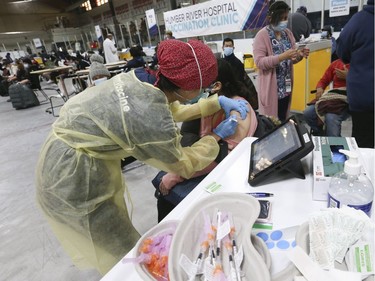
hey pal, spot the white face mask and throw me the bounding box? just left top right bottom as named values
left=93, top=77, right=108, bottom=86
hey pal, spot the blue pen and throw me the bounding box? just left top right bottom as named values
left=247, top=192, right=274, bottom=198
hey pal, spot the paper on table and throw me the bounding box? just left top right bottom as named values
left=288, top=246, right=363, bottom=281
left=292, top=264, right=362, bottom=281
left=287, top=246, right=337, bottom=281
left=326, top=268, right=361, bottom=281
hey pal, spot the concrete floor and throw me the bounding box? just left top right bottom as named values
left=0, top=87, right=158, bottom=281
left=0, top=85, right=352, bottom=281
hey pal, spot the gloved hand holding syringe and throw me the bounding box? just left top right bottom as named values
left=213, top=115, right=238, bottom=140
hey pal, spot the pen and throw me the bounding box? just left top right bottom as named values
left=247, top=192, right=274, bottom=198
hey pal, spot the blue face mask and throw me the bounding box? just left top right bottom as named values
left=223, top=47, right=234, bottom=57
left=174, top=89, right=208, bottom=105
left=321, top=31, right=328, bottom=38
left=273, top=20, right=288, bottom=31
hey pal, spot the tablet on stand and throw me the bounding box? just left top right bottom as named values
left=248, top=116, right=314, bottom=186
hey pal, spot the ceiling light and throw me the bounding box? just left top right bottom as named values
left=0, top=31, right=32, bottom=35
left=10, top=0, right=33, bottom=4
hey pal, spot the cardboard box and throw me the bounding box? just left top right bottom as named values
left=312, top=136, right=367, bottom=201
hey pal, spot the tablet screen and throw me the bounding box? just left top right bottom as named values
left=250, top=119, right=303, bottom=177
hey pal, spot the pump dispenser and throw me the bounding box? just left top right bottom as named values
left=328, top=149, right=373, bottom=216
left=342, top=150, right=361, bottom=175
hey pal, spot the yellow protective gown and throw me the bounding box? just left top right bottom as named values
left=35, top=71, right=220, bottom=274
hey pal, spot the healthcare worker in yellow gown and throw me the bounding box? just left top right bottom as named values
left=35, top=39, right=249, bottom=274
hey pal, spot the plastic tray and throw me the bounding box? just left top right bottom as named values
left=169, top=192, right=271, bottom=281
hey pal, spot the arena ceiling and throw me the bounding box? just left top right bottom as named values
left=0, top=0, right=85, bottom=15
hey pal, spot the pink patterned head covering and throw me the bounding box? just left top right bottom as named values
left=156, top=39, right=218, bottom=90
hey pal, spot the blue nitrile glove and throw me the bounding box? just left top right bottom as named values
left=218, top=96, right=249, bottom=120
left=213, top=115, right=238, bottom=139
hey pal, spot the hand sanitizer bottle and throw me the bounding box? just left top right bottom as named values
left=328, top=149, right=373, bottom=217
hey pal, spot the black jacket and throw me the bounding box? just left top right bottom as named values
left=223, top=53, right=245, bottom=82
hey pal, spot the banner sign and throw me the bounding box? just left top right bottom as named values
left=146, top=9, right=158, bottom=36
left=33, top=38, right=42, bottom=48
left=329, top=0, right=350, bottom=17
left=163, top=0, right=268, bottom=38
left=95, top=25, right=103, bottom=43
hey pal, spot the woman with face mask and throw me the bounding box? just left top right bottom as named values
left=35, top=39, right=249, bottom=275
left=253, top=0, right=309, bottom=121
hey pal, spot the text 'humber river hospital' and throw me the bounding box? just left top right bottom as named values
left=165, top=2, right=239, bottom=32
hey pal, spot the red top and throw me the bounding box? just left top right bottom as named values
left=316, top=59, right=350, bottom=89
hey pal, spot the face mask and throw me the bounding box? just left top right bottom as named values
left=206, top=82, right=219, bottom=94
left=273, top=20, right=288, bottom=31
left=93, top=77, right=108, bottom=86
left=321, top=31, right=328, bottom=38
left=223, top=47, right=234, bottom=57
left=187, top=90, right=209, bottom=104
left=174, top=89, right=208, bottom=105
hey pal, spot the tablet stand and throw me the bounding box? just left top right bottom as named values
left=281, top=160, right=306, bottom=179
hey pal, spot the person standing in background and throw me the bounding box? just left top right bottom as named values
left=103, top=33, right=119, bottom=64
left=222, top=37, right=245, bottom=83
left=336, top=0, right=374, bottom=148
left=253, top=1, right=309, bottom=121
left=287, top=6, right=312, bottom=42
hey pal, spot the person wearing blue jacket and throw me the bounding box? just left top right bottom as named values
left=336, top=0, right=374, bottom=148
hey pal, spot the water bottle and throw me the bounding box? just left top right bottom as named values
left=328, top=150, right=373, bottom=217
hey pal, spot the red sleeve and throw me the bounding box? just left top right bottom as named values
left=316, top=61, right=337, bottom=89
